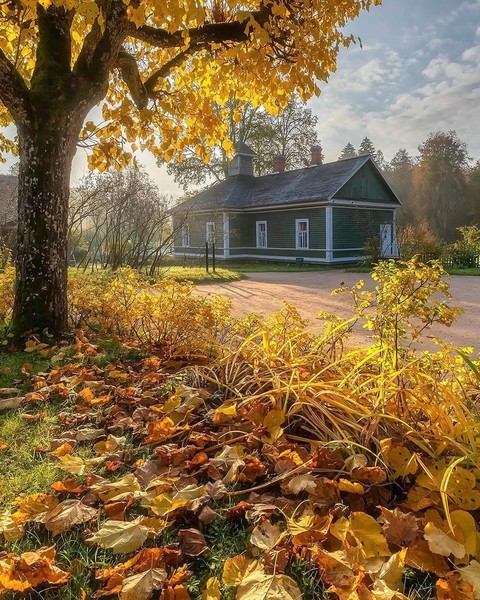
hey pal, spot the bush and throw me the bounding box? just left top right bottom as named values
left=397, top=221, right=442, bottom=260
left=442, top=225, right=480, bottom=268
left=0, top=268, right=233, bottom=356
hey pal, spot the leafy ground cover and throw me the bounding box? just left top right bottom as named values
left=0, top=259, right=480, bottom=599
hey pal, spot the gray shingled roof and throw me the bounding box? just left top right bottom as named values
left=175, top=155, right=399, bottom=212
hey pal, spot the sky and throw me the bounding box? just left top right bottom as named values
left=1, top=0, right=480, bottom=196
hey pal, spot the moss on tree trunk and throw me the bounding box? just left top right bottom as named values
left=11, top=124, right=77, bottom=337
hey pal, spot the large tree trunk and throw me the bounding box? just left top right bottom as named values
left=11, top=122, right=78, bottom=337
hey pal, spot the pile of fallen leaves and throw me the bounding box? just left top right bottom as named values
left=1, top=331, right=480, bottom=600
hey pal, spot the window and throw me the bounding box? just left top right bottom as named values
left=296, top=219, right=309, bottom=249
left=256, top=221, right=267, bottom=248
left=206, top=221, right=215, bottom=244
left=181, top=224, right=190, bottom=247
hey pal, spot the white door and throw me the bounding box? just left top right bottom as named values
left=380, top=223, right=393, bottom=257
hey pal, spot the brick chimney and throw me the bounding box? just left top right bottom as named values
left=310, top=145, right=323, bottom=166
left=273, top=155, right=286, bottom=173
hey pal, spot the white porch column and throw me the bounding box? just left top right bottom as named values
left=326, top=206, right=333, bottom=261
left=223, top=212, right=230, bottom=258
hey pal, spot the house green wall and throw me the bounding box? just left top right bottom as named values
left=332, top=207, right=395, bottom=259
left=229, top=208, right=326, bottom=258
left=334, top=162, right=398, bottom=204
left=173, top=211, right=225, bottom=255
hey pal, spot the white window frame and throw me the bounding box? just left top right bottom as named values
left=181, top=224, right=190, bottom=248
left=206, top=221, right=215, bottom=244
left=256, top=220, right=268, bottom=248
left=295, top=218, right=309, bottom=249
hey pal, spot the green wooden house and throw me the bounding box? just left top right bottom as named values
left=172, top=144, right=400, bottom=264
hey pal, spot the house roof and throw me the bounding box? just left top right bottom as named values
left=235, top=141, right=257, bottom=157
left=174, top=155, right=400, bottom=213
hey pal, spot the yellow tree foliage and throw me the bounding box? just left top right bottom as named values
left=0, top=0, right=381, bottom=167
left=0, top=0, right=381, bottom=336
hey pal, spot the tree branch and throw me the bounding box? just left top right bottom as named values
left=0, top=48, right=31, bottom=122
left=130, top=7, right=270, bottom=49
left=143, top=44, right=202, bottom=96
left=115, top=49, right=148, bottom=109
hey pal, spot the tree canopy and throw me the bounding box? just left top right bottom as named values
left=0, top=0, right=383, bottom=336
left=414, top=130, right=471, bottom=241
left=0, top=0, right=381, bottom=170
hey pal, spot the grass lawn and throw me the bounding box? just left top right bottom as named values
left=346, top=264, right=480, bottom=276
left=157, top=265, right=245, bottom=283
left=159, top=259, right=333, bottom=280
left=0, top=351, right=59, bottom=509
left=446, top=267, right=480, bottom=275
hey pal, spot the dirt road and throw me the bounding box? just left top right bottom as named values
left=197, top=271, right=480, bottom=351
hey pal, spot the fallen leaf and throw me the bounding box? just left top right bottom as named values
left=349, top=512, right=391, bottom=560
left=43, top=500, right=98, bottom=536
left=88, top=517, right=154, bottom=554
left=424, top=522, right=466, bottom=559
left=0, top=396, right=22, bottom=411
left=223, top=556, right=257, bottom=587
left=236, top=565, right=301, bottom=600
left=250, top=520, right=284, bottom=550
left=178, top=528, right=209, bottom=557
left=201, top=577, right=221, bottom=600
left=379, top=507, right=420, bottom=547
left=286, top=473, right=316, bottom=495
left=405, top=540, right=450, bottom=577
left=57, top=454, right=86, bottom=475
left=460, top=561, right=480, bottom=600
left=120, top=568, right=167, bottom=600
left=437, top=572, right=475, bottom=600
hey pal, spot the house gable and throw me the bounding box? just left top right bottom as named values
left=333, top=161, right=400, bottom=205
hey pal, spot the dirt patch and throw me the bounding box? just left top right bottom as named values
left=197, top=270, right=480, bottom=351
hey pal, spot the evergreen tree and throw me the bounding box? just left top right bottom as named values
left=339, top=143, right=357, bottom=160
left=386, top=149, right=415, bottom=224
left=358, top=137, right=377, bottom=158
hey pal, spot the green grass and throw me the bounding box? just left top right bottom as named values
left=158, top=265, right=245, bottom=283
left=0, top=349, right=59, bottom=509
left=445, top=267, right=480, bottom=275
left=161, top=258, right=333, bottom=276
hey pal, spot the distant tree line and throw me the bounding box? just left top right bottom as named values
left=339, top=132, right=479, bottom=243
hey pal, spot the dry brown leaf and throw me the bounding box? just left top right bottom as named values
left=0, top=396, right=22, bottom=411
left=88, top=517, right=153, bottom=554
left=43, top=500, right=98, bottom=536
left=120, top=568, right=167, bottom=600
left=437, top=572, right=475, bottom=600
left=178, top=528, right=209, bottom=557
left=379, top=507, right=420, bottom=547
left=405, top=540, right=450, bottom=577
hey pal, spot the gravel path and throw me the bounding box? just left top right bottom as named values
left=197, top=270, right=480, bottom=351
